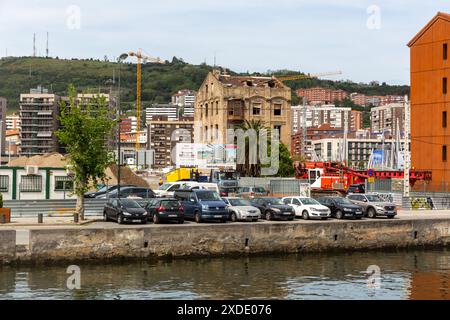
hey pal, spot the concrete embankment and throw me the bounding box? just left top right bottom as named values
left=1, top=217, right=449, bottom=265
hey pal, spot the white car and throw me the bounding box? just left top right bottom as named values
left=222, top=197, right=261, bottom=222
left=282, top=197, right=331, bottom=220
left=154, top=182, right=185, bottom=198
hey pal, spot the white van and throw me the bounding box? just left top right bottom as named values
left=154, top=182, right=220, bottom=198
left=180, top=182, right=220, bottom=193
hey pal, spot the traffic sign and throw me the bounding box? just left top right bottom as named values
left=368, top=177, right=375, bottom=184
left=368, top=169, right=374, bottom=177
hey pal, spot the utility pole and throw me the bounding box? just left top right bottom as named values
left=404, top=95, right=411, bottom=197
left=46, top=32, right=49, bottom=58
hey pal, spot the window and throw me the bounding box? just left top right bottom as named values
left=0, top=175, right=9, bottom=192
left=443, top=145, right=448, bottom=162
left=205, top=84, right=208, bottom=95
left=444, top=78, right=448, bottom=95
left=252, top=103, right=261, bottom=116
left=444, top=111, right=448, bottom=128
left=55, top=176, right=74, bottom=191
left=293, top=199, right=301, bottom=205
left=274, top=125, right=282, bottom=136
left=216, top=101, right=219, bottom=115
left=444, top=43, right=448, bottom=60
left=20, top=175, right=42, bottom=192
left=274, top=104, right=282, bottom=116
left=215, top=125, right=219, bottom=139
left=205, top=103, right=208, bottom=117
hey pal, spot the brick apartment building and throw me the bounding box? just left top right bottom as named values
left=408, top=12, right=450, bottom=191
left=296, top=87, right=348, bottom=105
left=195, top=70, right=292, bottom=149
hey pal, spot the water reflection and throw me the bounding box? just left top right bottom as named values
left=0, top=249, right=448, bottom=300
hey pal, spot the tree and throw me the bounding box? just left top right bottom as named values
left=235, top=120, right=269, bottom=177
left=56, top=85, right=116, bottom=219
left=277, top=143, right=295, bottom=177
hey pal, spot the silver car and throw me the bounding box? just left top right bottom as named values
left=222, top=197, right=261, bottom=222
left=347, top=194, right=397, bottom=219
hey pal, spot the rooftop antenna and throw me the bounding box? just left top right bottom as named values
left=214, top=51, right=217, bottom=67
left=33, top=33, right=36, bottom=57
left=46, top=32, right=49, bottom=58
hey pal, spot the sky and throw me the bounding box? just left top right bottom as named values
left=1, top=0, right=450, bottom=85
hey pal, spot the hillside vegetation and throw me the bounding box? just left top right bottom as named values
left=0, top=56, right=409, bottom=114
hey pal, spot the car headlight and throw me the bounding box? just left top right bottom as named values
left=142, top=212, right=148, bottom=216
left=122, top=212, right=132, bottom=216
left=272, top=208, right=281, bottom=213
left=202, top=204, right=209, bottom=210
left=375, top=206, right=385, bottom=211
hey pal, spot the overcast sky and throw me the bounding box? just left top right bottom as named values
left=1, top=0, right=449, bottom=85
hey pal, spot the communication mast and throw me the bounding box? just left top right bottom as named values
left=33, top=33, right=36, bottom=57
left=46, top=32, right=49, bottom=57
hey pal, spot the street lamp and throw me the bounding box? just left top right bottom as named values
left=117, top=53, right=128, bottom=197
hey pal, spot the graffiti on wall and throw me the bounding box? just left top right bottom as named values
left=410, top=197, right=434, bottom=210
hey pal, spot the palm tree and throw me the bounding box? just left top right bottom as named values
left=235, top=120, right=270, bottom=177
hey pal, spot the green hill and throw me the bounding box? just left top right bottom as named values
left=0, top=56, right=409, bottom=114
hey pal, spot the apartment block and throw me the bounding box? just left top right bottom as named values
left=19, top=87, right=61, bottom=156
left=6, top=115, right=21, bottom=130
left=147, top=116, right=194, bottom=168
left=146, top=103, right=194, bottom=122
left=172, top=89, right=196, bottom=107
left=351, top=110, right=363, bottom=131
left=291, top=105, right=355, bottom=133
left=120, top=116, right=137, bottom=133
left=370, top=103, right=405, bottom=135
left=408, top=12, right=450, bottom=191
left=296, top=87, right=348, bottom=105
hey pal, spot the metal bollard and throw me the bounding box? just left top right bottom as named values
left=74, top=213, right=79, bottom=223
left=38, top=213, right=43, bottom=224
left=0, top=214, right=5, bottom=224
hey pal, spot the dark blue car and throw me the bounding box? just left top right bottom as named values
left=174, top=189, right=229, bottom=223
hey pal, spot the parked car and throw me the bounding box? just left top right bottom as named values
left=144, top=198, right=185, bottom=224
left=317, top=197, right=364, bottom=219
left=222, top=197, right=261, bottom=222
left=154, top=182, right=186, bottom=198
left=250, top=198, right=295, bottom=221
left=84, top=184, right=136, bottom=198
left=282, top=196, right=331, bottom=220
left=174, top=189, right=229, bottom=223
left=97, top=186, right=155, bottom=199
left=347, top=184, right=366, bottom=194
left=182, top=182, right=220, bottom=193
left=347, top=194, right=397, bottom=219
left=237, top=186, right=269, bottom=199
left=103, top=198, right=148, bottom=224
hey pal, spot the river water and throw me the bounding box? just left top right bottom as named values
left=0, top=248, right=449, bottom=300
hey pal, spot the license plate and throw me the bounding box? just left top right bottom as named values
left=387, top=211, right=395, bottom=214
left=169, top=215, right=177, bottom=218
left=283, top=212, right=291, bottom=215
left=132, top=220, right=141, bottom=223
left=214, top=215, right=222, bottom=218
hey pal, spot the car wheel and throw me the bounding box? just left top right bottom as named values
left=117, top=214, right=124, bottom=224
left=153, top=214, right=160, bottom=224
left=367, top=208, right=377, bottom=219
left=194, top=212, right=202, bottom=223
left=335, top=210, right=344, bottom=220
left=302, top=210, right=310, bottom=220
left=266, top=211, right=273, bottom=221
left=103, top=211, right=109, bottom=222
left=230, top=212, right=238, bottom=222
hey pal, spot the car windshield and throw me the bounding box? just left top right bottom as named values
left=229, top=199, right=252, bottom=206
left=196, top=191, right=221, bottom=201
left=120, top=200, right=142, bottom=208
left=300, top=198, right=320, bottom=205
left=266, top=198, right=284, bottom=205
left=335, top=198, right=354, bottom=205
left=366, top=195, right=383, bottom=202
left=219, top=172, right=238, bottom=180
left=158, top=183, right=172, bottom=191
left=254, top=187, right=266, bottom=193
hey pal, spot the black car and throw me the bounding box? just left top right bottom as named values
left=347, top=184, right=366, bottom=194
left=98, top=186, right=156, bottom=199
left=84, top=184, right=136, bottom=198
left=103, top=198, right=148, bottom=224
left=250, top=198, right=295, bottom=221
left=144, top=198, right=185, bottom=224
left=317, top=197, right=363, bottom=219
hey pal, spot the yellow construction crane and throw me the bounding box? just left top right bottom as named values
left=126, top=49, right=165, bottom=150
left=275, top=70, right=343, bottom=82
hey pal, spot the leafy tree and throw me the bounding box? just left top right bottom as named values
left=277, top=143, right=295, bottom=177
left=56, top=85, right=116, bottom=219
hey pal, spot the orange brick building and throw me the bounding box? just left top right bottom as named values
left=408, top=12, right=450, bottom=191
